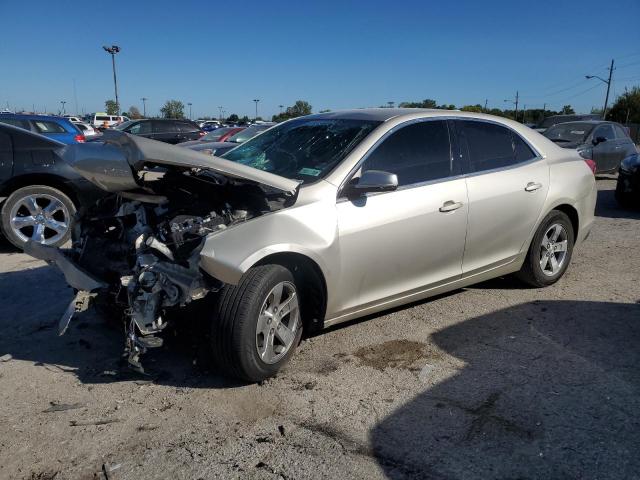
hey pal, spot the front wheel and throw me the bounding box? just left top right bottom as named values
left=517, top=210, right=575, bottom=287
left=209, top=264, right=302, bottom=382
left=0, top=185, right=76, bottom=249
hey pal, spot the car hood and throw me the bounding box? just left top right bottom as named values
left=62, top=130, right=300, bottom=195
left=187, top=141, right=236, bottom=151
left=547, top=139, right=584, bottom=149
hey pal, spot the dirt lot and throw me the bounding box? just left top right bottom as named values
left=1, top=178, right=639, bottom=480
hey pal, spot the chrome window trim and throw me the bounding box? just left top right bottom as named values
left=336, top=115, right=544, bottom=201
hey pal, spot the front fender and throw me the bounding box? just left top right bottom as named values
left=199, top=199, right=339, bottom=287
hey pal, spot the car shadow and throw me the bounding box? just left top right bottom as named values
left=370, top=300, right=640, bottom=479
left=0, top=264, right=244, bottom=389
left=595, top=185, right=640, bottom=220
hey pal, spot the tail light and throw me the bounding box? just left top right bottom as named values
left=75, top=134, right=86, bottom=143
left=584, top=159, right=596, bottom=174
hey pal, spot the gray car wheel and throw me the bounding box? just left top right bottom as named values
left=517, top=210, right=574, bottom=287
left=209, top=264, right=303, bottom=382
left=1, top=185, right=76, bottom=249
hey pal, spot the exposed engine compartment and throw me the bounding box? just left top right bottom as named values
left=65, top=166, right=293, bottom=371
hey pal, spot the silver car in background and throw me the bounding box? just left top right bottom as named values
left=25, top=109, right=597, bottom=382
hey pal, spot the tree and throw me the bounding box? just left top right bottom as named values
left=105, top=99, right=118, bottom=115
left=398, top=99, right=437, bottom=109
left=129, top=106, right=143, bottom=119
left=271, top=100, right=313, bottom=122
left=160, top=100, right=185, bottom=119
left=607, top=86, right=640, bottom=124
left=460, top=104, right=483, bottom=113
left=226, top=113, right=239, bottom=123
left=560, top=105, right=575, bottom=115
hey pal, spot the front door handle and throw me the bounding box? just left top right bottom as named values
left=439, top=200, right=463, bottom=212
left=525, top=182, right=543, bottom=192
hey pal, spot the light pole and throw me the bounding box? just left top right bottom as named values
left=586, top=59, right=614, bottom=119
left=102, top=45, right=121, bottom=115
left=279, top=104, right=284, bottom=114
left=253, top=99, right=260, bottom=120
left=387, top=101, right=395, bottom=108
left=187, top=102, right=192, bottom=120
left=60, top=100, right=66, bottom=115
left=141, top=97, right=147, bottom=117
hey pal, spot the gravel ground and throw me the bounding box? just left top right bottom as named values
left=0, top=178, right=639, bottom=480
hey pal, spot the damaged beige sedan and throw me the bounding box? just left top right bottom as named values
left=24, top=109, right=597, bottom=381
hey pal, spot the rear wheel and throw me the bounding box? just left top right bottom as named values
left=209, top=264, right=302, bottom=382
left=517, top=210, right=574, bottom=287
left=0, top=185, right=76, bottom=249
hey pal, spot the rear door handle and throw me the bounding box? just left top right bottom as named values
left=439, top=200, right=463, bottom=212
left=525, top=182, right=543, bottom=192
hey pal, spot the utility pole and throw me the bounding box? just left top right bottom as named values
left=586, top=59, right=614, bottom=120
left=60, top=100, right=66, bottom=115
left=484, top=99, right=488, bottom=111
left=253, top=99, right=260, bottom=120
left=187, top=102, right=192, bottom=120
left=102, top=45, right=121, bottom=115
left=503, top=91, right=519, bottom=121
left=522, top=105, right=527, bottom=124
left=218, top=106, right=223, bottom=121
left=141, top=97, right=148, bottom=117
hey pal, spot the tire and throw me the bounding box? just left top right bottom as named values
left=209, top=264, right=303, bottom=382
left=615, top=181, right=633, bottom=208
left=0, top=185, right=76, bottom=249
left=517, top=210, right=574, bottom=288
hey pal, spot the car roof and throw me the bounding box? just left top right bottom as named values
left=0, top=113, right=72, bottom=122
left=549, top=120, right=619, bottom=126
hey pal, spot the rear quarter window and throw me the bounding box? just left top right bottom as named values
left=33, top=121, right=67, bottom=133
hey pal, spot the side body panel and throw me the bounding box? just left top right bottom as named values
left=462, top=160, right=550, bottom=273
left=333, top=179, right=468, bottom=315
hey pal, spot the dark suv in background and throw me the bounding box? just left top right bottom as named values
left=114, top=119, right=204, bottom=144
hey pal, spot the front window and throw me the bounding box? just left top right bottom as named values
left=114, top=120, right=135, bottom=131
left=543, top=122, right=594, bottom=143
left=222, top=118, right=381, bottom=183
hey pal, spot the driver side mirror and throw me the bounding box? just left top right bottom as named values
left=347, top=170, right=398, bottom=197
left=592, top=136, right=607, bottom=146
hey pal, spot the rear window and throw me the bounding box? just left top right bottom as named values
left=458, top=120, right=536, bottom=173
left=176, top=122, right=198, bottom=133
left=96, top=116, right=109, bottom=121
left=34, top=121, right=67, bottom=134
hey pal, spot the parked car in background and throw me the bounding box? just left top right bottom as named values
left=616, top=152, right=640, bottom=207
left=63, top=115, right=83, bottom=123
left=24, top=109, right=596, bottom=381
left=0, top=113, right=85, bottom=144
left=114, top=119, right=204, bottom=144
left=178, top=127, right=245, bottom=148
left=200, top=121, right=222, bottom=132
left=72, top=121, right=98, bottom=138
left=185, top=123, right=274, bottom=156
left=543, top=120, right=636, bottom=173
left=535, top=114, right=600, bottom=133
left=86, top=113, right=130, bottom=129
left=0, top=124, right=104, bottom=248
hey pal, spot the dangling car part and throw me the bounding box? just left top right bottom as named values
left=23, top=111, right=597, bottom=382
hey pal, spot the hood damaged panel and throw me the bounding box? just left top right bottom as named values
left=86, top=130, right=301, bottom=195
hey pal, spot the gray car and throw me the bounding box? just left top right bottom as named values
left=543, top=120, right=637, bottom=173
left=183, top=123, right=275, bottom=156
left=25, top=109, right=597, bottom=382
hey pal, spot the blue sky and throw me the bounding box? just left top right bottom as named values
left=1, top=0, right=639, bottom=119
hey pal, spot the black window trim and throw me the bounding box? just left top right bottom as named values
left=454, top=118, right=543, bottom=179
left=337, top=116, right=543, bottom=201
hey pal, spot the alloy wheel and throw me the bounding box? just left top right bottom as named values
left=255, top=281, right=300, bottom=364
left=9, top=193, right=70, bottom=245
left=539, top=223, right=568, bottom=277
